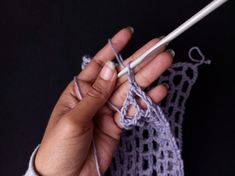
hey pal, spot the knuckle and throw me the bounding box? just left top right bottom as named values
left=139, top=71, right=151, bottom=86
left=87, top=82, right=107, bottom=100
left=59, top=117, right=77, bottom=133
left=93, top=57, right=105, bottom=68
left=59, top=116, right=92, bottom=136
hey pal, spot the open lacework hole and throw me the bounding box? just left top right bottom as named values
left=125, top=93, right=149, bottom=117
left=143, top=144, right=149, bottom=153
left=152, top=169, right=157, bottom=176
left=143, top=129, right=149, bottom=139
left=167, top=161, right=173, bottom=171
left=142, top=157, right=149, bottom=170
left=125, top=104, right=138, bottom=117
left=182, top=81, right=189, bottom=93
left=173, top=75, right=182, bottom=87
left=186, top=68, right=194, bottom=79
left=152, top=140, right=159, bottom=151
left=127, top=155, right=133, bottom=169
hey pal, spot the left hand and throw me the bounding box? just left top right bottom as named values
left=34, top=27, right=173, bottom=176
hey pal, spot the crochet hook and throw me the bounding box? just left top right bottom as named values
left=117, top=0, right=229, bottom=78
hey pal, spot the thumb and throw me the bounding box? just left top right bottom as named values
left=69, top=61, right=117, bottom=126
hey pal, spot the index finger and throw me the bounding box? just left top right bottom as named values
left=78, top=27, right=133, bottom=83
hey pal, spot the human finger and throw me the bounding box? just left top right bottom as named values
left=78, top=27, right=133, bottom=83
left=110, top=50, right=173, bottom=109
left=116, top=37, right=166, bottom=87
left=66, top=61, right=117, bottom=132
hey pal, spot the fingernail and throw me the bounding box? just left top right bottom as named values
left=127, top=26, right=134, bottom=34
left=166, top=49, right=175, bottom=58
left=162, top=83, right=169, bottom=89
left=100, top=61, right=115, bottom=80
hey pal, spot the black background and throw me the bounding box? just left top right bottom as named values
left=0, top=0, right=234, bottom=175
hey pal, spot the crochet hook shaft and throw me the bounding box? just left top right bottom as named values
left=117, top=0, right=228, bottom=78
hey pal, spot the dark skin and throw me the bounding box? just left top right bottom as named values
left=35, top=27, right=173, bottom=176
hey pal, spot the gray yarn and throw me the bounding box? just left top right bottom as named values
left=80, top=43, right=210, bottom=176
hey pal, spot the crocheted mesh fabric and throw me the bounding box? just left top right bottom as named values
left=115, top=63, right=183, bottom=176
left=80, top=46, right=210, bottom=176
left=157, top=47, right=211, bottom=150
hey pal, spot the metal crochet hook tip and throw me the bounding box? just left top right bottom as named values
left=117, top=0, right=229, bottom=78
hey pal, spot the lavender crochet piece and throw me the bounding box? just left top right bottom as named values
left=157, top=47, right=211, bottom=149
left=81, top=44, right=210, bottom=176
